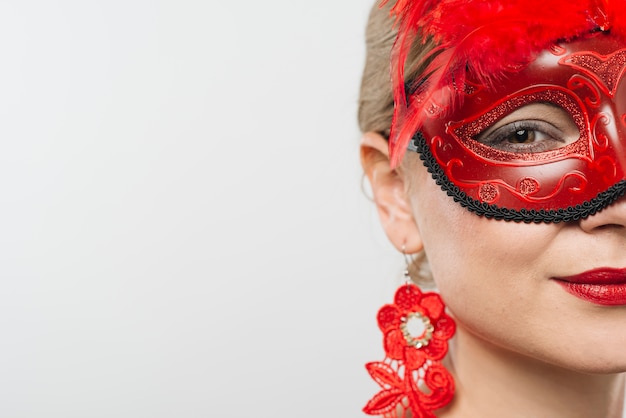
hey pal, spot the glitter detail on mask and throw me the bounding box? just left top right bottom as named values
left=562, top=49, right=626, bottom=97
left=462, top=80, right=483, bottom=97
left=420, top=86, right=453, bottom=118
left=519, top=177, right=539, bottom=195
left=451, top=89, right=589, bottom=164
left=479, top=183, right=499, bottom=202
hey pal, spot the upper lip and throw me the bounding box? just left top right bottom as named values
left=553, top=267, right=626, bottom=285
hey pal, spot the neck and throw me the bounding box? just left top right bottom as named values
left=438, top=326, right=626, bottom=418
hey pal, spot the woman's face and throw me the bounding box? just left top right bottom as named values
left=364, top=32, right=626, bottom=374
left=404, top=154, right=626, bottom=373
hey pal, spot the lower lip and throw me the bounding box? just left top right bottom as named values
left=555, top=281, right=626, bottom=306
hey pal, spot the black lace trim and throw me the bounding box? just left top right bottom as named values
left=409, top=133, right=626, bottom=223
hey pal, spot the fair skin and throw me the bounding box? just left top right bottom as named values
left=361, top=131, right=626, bottom=418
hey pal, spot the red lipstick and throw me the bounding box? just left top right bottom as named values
left=553, top=268, right=626, bottom=306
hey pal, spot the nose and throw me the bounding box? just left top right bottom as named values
left=578, top=194, right=626, bottom=233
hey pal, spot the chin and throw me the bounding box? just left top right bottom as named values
left=548, top=351, right=626, bottom=375
left=574, top=359, right=626, bottom=375
left=570, top=365, right=626, bottom=375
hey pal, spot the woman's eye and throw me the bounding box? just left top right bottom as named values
left=476, top=121, right=569, bottom=153
left=508, top=129, right=534, bottom=144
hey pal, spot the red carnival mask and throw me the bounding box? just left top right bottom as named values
left=384, top=0, right=626, bottom=222
left=409, top=33, right=626, bottom=222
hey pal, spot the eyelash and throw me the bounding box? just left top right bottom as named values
left=477, top=120, right=566, bottom=153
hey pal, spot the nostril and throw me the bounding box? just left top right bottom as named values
left=579, top=197, right=626, bottom=233
left=597, top=223, right=626, bottom=231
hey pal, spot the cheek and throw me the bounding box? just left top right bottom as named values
left=411, top=169, right=560, bottom=300
left=408, top=165, right=565, bottom=350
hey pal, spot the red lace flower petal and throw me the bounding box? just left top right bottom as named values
left=422, top=336, right=447, bottom=360
left=365, top=361, right=403, bottom=389
left=384, top=329, right=406, bottom=360
left=403, top=345, right=427, bottom=371
left=377, top=304, right=401, bottom=332
left=420, top=293, right=445, bottom=320
left=434, top=316, right=456, bottom=340
left=363, top=388, right=405, bottom=415
left=394, top=284, right=423, bottom=311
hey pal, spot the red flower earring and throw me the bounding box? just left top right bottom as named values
left=363, top=256, right=456, bottom=418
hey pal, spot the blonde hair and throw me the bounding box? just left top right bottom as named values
left=357, top=1, right=397, bottom=135
left=358, top=1, right=436, bottom=286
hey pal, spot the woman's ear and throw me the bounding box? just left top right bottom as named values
left=360, top=132, right=423, bottom=253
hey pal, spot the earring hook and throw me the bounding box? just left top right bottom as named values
left=402, top=244, right=411, bottom=285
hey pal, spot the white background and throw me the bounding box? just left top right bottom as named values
left=0, top=1, right=402, bottom=417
